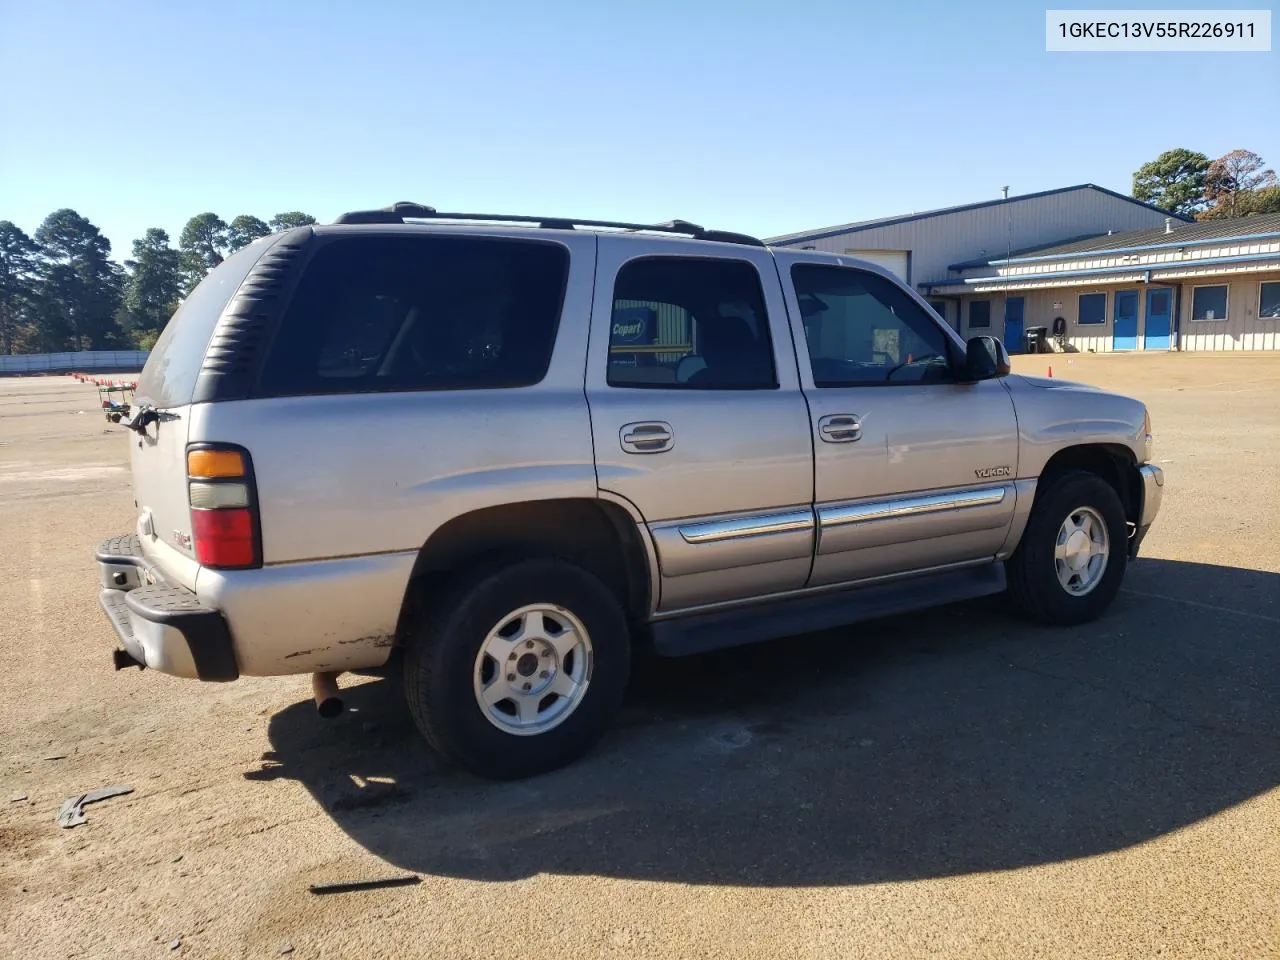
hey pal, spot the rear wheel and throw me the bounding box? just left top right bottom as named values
left=403, top=557, right=630, bottom=780
left=1006, top=470, right=1128, bottom=625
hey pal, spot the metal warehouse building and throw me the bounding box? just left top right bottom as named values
left=770, top=186, right=1280, bottom=352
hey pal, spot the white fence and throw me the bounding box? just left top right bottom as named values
left=0, top=351, right=149, bottom=374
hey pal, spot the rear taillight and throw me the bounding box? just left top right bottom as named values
left=191, top=508, right=256, bottom=566
left=186, top=445, right=261, bottom=569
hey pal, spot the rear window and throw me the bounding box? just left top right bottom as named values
left=605, top=256, right=776, bottom=389
left=256, top=236, right=568, bottom=397
left=136, top=240, right=272, bottom=408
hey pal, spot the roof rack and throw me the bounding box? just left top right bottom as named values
left=331, top=202, right=764, bottom=246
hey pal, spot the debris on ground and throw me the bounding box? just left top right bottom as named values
left=169, top=936, right=182, bottom=951
left=307, top=874, right=421, bottom=895
left=43, top=753, right=68, bottom=761
left=56, top=784, right=134, bottom=828
left=10, top=792, right=27, bottom=803
left=280, top=943, right=294, bottom=955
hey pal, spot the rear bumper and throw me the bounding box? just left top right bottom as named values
left=96, top=534, right=239, bottom=681
left=1129, top=463, right=1164, bottom=559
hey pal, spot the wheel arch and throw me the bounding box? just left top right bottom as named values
left=393, top=497, right=654, bottom=649
left=1037, top=443, right=1141, bottom=528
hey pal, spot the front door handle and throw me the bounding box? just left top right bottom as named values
left=818, top=414, right=861, bottom=443
left=620, top=421, right=674, bottom=454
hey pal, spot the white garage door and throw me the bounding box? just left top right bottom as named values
left=843, top=249, right=909, bottom=281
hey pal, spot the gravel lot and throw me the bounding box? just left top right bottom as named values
left=2, top=354, right=1278, bottom=960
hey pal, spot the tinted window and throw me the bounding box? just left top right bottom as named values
left=606, top=257, right=776, bottom=389
left=257, top=236, right=567, bottom=396
left=1079, top=293, right=1106, bottom=325
left=969, top=300, right=991, bottom=328
left=791, top=264, right=953, bottom=386
left=1191, top=285, right=1228, bottom=322
left=1260, top=282, right=1280, bottom=319
left=136, top=239, right=270, bottom=408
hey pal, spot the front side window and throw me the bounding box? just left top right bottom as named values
left=1261, top=282, right=1280, bottom=319
left=606, top=257, right=776, bottom=389
left=1192, top=285, right=1229, bottom=322
left=1079, top=293, right=1106, bottom=325
left=257, top=236, right=568, bottom=396
left=791, top=264, right=954, bottom=386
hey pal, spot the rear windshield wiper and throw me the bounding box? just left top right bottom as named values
left=122, top=406, right=181, bottom=435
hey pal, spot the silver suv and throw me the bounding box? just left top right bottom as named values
left=96, top=203, right=1164, bottom=780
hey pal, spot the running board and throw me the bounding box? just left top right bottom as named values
left=649, top=562, right=1006, bottom=657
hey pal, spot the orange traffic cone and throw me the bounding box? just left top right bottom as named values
left=1047, top=366, right=1053, bottom=378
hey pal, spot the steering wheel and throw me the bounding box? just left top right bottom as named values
left=884, top=352, right=946, bottom=381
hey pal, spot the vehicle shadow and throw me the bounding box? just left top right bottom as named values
left=252, top=558, right=1279, bottom=886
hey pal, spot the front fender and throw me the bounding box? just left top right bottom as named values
left=1005, top=375, right=1149, bottom=477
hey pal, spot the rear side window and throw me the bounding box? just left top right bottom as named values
left=257, top=236, right=568, bottom=396
left=136, top=240, right=271, bottom=408
left=606, top=256, right=777, bottom=389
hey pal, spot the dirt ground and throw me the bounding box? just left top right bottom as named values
left=2, top=354, right=1278, bottom=960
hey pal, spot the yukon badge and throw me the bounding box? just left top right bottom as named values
left=975, top=465, right=1012, bottom=479
left=172, top=529, right=193, bottom=550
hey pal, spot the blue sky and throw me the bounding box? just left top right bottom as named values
left=1, top=0, right=1276, bottom=258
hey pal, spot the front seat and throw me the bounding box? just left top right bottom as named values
left=687, top=315, right=772, bottom=387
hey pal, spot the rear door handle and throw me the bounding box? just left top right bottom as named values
left=818, top=414, right=861, bottom=443
left=620, top=421, right=674, bottom=454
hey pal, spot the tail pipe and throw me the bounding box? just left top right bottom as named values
left=112, top=648, right=145, bottom=671
left=312, top=671, right=344, bottom=718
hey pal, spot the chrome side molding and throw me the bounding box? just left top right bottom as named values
left=678, top=509, right=815, bottom=545
left=819, top=487, right=1007, bottom=529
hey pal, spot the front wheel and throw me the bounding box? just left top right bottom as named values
left=403, top=557, right=631, bottom=780
left=1006, top=470, right=1129, bottom=626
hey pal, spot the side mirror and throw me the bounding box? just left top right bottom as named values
left=959, top=335, right=1011, bottom=382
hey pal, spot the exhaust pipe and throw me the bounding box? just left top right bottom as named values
left=312, top=671, right=344, bottom=718
left=112, top=648, right=145, bottom=671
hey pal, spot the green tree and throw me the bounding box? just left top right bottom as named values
left=179, top=212, right=229, bottom=291
left=121, top=228, right=182, bottom=347
left=1200, top=150, right=1278, bottom=220
left=1246, top=186, right=1280, bottom=214
left=1132, top=148, right=1210, bottom=217
left=269, top=211, right=317, bottom=232
left=0, top=221, right=40, bottom=354
left=32, top=209, right=123, bottom=351
left=227, top=214, right=271, bottom=252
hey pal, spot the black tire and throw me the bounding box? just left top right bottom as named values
left=1006, top=469, right=1128, bottom=626
left=403, top=557, right=631, bottom=780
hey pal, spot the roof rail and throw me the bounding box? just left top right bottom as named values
left=331, top=202, right=763, bottom=246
